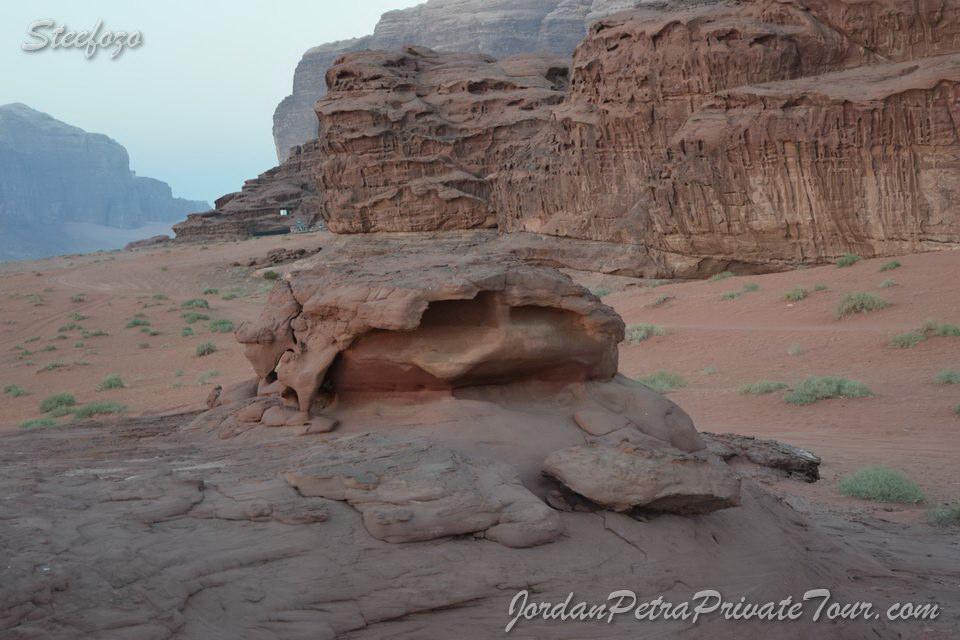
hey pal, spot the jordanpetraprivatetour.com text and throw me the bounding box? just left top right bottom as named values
left=505, top=589, right=942, bottom=633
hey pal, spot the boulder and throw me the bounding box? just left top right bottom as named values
left=702, top=433, right=822, bottom=482
left=543, top=442, right=742, bottom=514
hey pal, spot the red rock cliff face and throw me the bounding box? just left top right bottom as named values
left=314, top=0, right=960, bottom=276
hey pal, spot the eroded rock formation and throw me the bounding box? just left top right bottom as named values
left=272, top=0, right=646, bottom=161
left=234, top=247, right=624, bottom=420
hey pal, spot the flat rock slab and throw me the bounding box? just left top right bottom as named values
left=284, top=433, right=562, bottom=548
left=543, top=442, right=741, bottom=514
left=702, top=432, right=821, bottom=482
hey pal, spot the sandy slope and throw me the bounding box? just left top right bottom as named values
left=1, top=236, right=959, bottom=526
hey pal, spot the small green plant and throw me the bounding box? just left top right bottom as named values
left=202, top=288, right=219, bottom=295
left=921, top=320, right=960, bottom=337
left=222, top=292, right=239, bottom=301
left=160, top=266, right=168, bottom=272
left=126, top=318, right=150, bottom=328
left=645, top=279, right=668, bottom=289
left=785, top=376, right=872, bottom=405
left=152, top=293, right=168, bottom=301
left=198, top=369, right=220, bottom=384
left=73, top=401, right=128, bottom=420
left=25, top=336, right=40, bottom=343
left=926, top=502, right=960, bottom=528
left=97, top=374, right=125, bottom=391
left=20, top=418, right=57, bottom=430
left=48, top=405, right=73, bottom=418
left=889, top=331, right=925, bottom=349
left=839, top=466, right=924, bottom=504
left=209, top=319, right=235, bottom=333
left=181, top=327, right=195, bottom=337
left=625, top=323, right=665, bottom=343
left=69, top=312, right=87, bottom=322
left=74, top=342, right=84, bottom=348
left=196, top=342, right=217, bottom=357
left=58, top=322, right=84, bottom=332
left=709, top=271, right=734, bottom=282
left=836, top=254, right=861, bottom=268
left=813, top=283, right=828, bottom=292
left=4, top=384, right=27, bottom=397
left=40, top=393, right=75, bottom=413
left=181, top=298, right=210, bottom=309
left=836, top=292, right=889, bottom=319
left=955, top=404, right=960, bottom=418
left=182, top=312, right=210, bottom=324
left=879, top=279, right=897, bottom=289
left=934, top=370, right=960, bottom=385
left=783, top=287, right=808, bottom=302
left=637, top=371, right=687, bottom=394
left=139, top=342, right=151, bottom=349
left=788, top=344, right=806, bottom=357
left=590, top=287, right=611, bottom=298
left=38, top=362, right=65, bottom=372
left=742, top=283, right=760, bottom=293
left=70, top=293, right=87, bottom=303
left=649, top=295, right=673, bottom=307
left=81, top=329, right=109, bottom=338
left=262, top=270, right=280, bottom=281
left=879, top=260, right=901, bottom=272
left=701, top=366, right=719, bottom=375
left=40, top=345, right=57, bottom=353
left=738, top=381, right=789, bottom=396
left=720, top=291, right=741, bottom=301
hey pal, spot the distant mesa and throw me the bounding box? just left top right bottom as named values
left=0, top=103, right=208, bottom=261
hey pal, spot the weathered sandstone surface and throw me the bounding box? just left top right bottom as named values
left=0, top=103, right=207, bottom=260
left=272, top=0, right=646, bottom=160
left=299, top=0, right=960, bottom=275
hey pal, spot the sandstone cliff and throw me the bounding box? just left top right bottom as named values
left=0, top=103, right=208, bottom=261
left=307, top=0, right=960, bottom=275
left=273, top=0, right=645, bottom=160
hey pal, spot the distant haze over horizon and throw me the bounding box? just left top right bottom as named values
left=0, top=0, right=423, bottom=204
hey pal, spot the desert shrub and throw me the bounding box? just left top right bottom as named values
left=955, top=404, right=960, bottom=417
left=738, top=381, right=789, bottom=396
left=836, top=254, right=861, bottom=268
left=209, top=319, right=235, bottom=333
left=196, top=342, right=217, bottom=357
left=836, top=293, right=889, bottom=318
left=922, top=320, right=960, bottom=337
left=181, top=327, right=194, bottom=337
left=40, top=393, right=75, bottom=413
left=879, top=260, right=901, bottom=272
left=39, top=362, right=65, bottom=372
left=181, top=312, right=210, bottom=324
left=152, top=293, right=168, bottom=301
left=198, top=370, right=220, bottom=384
left=74, top=342, right=84, bottom=348
left=709, top=271, right=734, bottom=282
left=58, top=322, right=84, bottom=332
left=839, top=466, right=924, bottom=504
left=625, top=323, right=665, bottom=343
left=222, top=292, right=239, bottom=301
left=928, top=503, right=960, bottom=527
left=81, top=329, right=108, bottom=338
left=70, top=294, right=86, bottom=303
left=645, top=279, right=668, bottom=288
left=783, top=287, right=808, bottom=302
left=97, top=374, right=125, bottom=391
left=889, top=331, right=925, bottom=349
left=813, top=283, right=828, bottom=292
left=202, top=288, right=219, bottom=295
left=40, top=345, right=57, bottom=353
left=48, top=405, right=73, bottom=418
left=787, top=344, right=806, bottom=357
left=742, top=282, right=760, bottom=292
left=590, top=287, right=611, bottom=298
left=262, top=270, right=280, bottom=281
left=181, top=298, right=210, bottom=309
left=934, top=370, right=960, bottom=385
left=126, top=318, right=150, bottom=328
left=637, top=371, right=687, bottom=394
left=879, top=279, right=897, bottom=289
left=785, top=376, right=872, bottom=405
left=4, top=384, right=27, bottom=397
left=720, top=291, right=741, bottom=301
left=649, top=295, right=673, bottom=307
left=702, top=366, right=719, bottom=375
left=20, top=418, right=57, bottom=430
left=25, top=336, right=40, bottom=343
left=73, top=401, right=127, bottom=420
left=69, top=312, right=87, bottom=321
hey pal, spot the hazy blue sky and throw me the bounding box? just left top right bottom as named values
left=0, top=0, right=422, bottom=204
